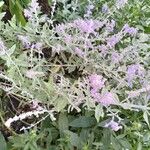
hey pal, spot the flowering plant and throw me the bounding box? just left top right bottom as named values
left=0, top=0, right=150, bottom=149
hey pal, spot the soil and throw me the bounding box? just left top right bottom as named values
left=38, top=0, right=51, bottom=14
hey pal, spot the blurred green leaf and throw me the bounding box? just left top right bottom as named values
left=111, top=135, right=122, bottom=150
left=58, top=113, right=68, bottom=137
left=0, top=1, right=4, bottom=7
left=95, top=105, right=104, bottom=122
left=0, top=132, right=7, bottom=150
left=69, top=116, right=96, bottom=128
left=143, top=111, right=150, bottom=127
left=9, top=0, right=26, bottom=26
left=65, top=130, right=80, bottom=148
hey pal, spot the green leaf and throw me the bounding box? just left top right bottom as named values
left=9, top=0, right=15, bottom=15
left=55, top=96, right=68, bottom=112
left=69, top=116, right=96, bottom=128
left=0, top=132, right=7, bottom=150
left=143, top=111, right=150, bottom=127
left=95, top=105, right=104, bottom=122
left=101, top=129, right=111, bottom=150
left=79, top=129, right=90, bottom=144
left=0, top=12, right=6, bottom=21
left=111, top=135, right=122, bottom=150
left=8, top=44, right=16, bottom=56
left=119, top=138, right=132, bottom=149
left=98, top=118, right=112, bottom=127
left=9, top=0, right=26, bottom=26
left=58, top=113, right=68, bottom=137
left=137, top=142, right=142, bottom=150
left=14, top=2, right=26, bottom=26
left=65, top=130, right=80, bottom=148
left=0, top=1, right=4, bottom=7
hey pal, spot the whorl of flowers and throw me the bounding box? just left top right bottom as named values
left=105, top=120, right=122, bottom=131
left=84, top=3, right=94, bottom=18
left=53, top=17, right=143, bottom=108
left=128, top=85, right=150, bottom=98
left=101, top=3, right=109, bottom=13
left=115, top=0, right=128, bottom=9
left=99, top=92, right=117, bottom=106
left=4, top=108, right=55, bottom=128
left=17, top=35, right=31, bottom=48
left=89, top=74, right=106, bottom=92
left=54, top=18, right=137, bottom=58
left=126, top=64, right=145, bottom=87
left=88, top=74, right=116, bottom=106
left=73, top=19, right=105, bottom=34
left=24, top=0, right=40, bottom=20
left=122, top=24, right=138, bottom=36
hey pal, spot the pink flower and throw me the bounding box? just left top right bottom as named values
left=89, top=74, right=106, bottom=91
left=105, top=120, right=122, bottom=131
left=99, top=92, right=117, bottom=106
left=90, top=89, right=101, bottom=101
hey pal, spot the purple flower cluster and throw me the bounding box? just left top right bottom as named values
left=89, top=74, right=106, bottom=91
left=24, top=0, right=40, bottom=20
left=123, top=24, right=138, bottom=36
left=89, top=74, right=116, bottom=106
left=111, top=52, right=123, bottom=64
left=73, top=19, right=104, bottom=33
left=18, top=35, right=43, bottom=50
left=106, top=20, right=116, bottom=32
left=84, top=4, right=94, bottom=18
left=54, top=15, right=139, bottom=71
left=18, top=35, right=31, bottom=48
left=101, top=4, right=109, bottom=13
left=116, top=0, right=128, bottom=9
left=105, top=120, right=122, bottom=131
left=98, top=45, right=108, bottom=56
left=127, top=64, right=145, bottom=87
left=107, top=33, right=122, bottom=48
left=64, top=35, right=72, bottom=45
left=99, top=92, right=117, bottom=106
